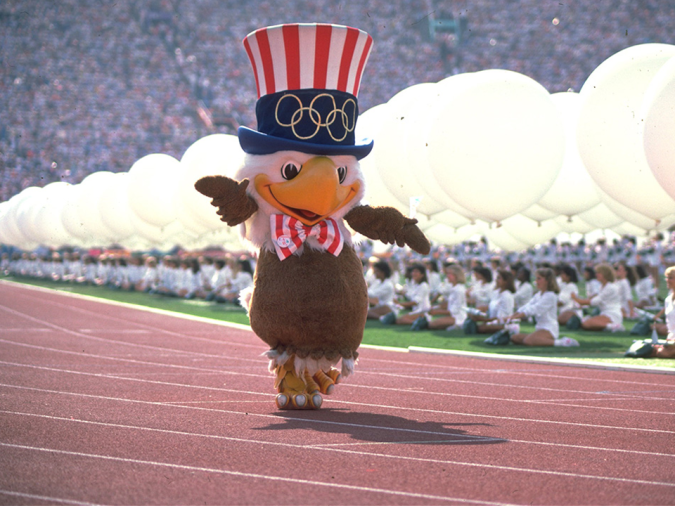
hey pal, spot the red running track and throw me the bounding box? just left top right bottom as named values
left=0, top=280, right=674, bottom=505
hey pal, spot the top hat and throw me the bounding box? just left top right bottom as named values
left=238, top=23, right=374, bottom=160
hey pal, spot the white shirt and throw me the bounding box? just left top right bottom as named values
left=590, top=282, right=623, bottom=325
left=635, top=277, right=655, bottom=303
left=444, top=283, right=467, bottom=325
left=404, top=281, right=431, bottom=313
left=518, top=291, right=559, bottom=339
left=558, top=281, right=581, bottom=315
left=229, top=271, right=253, bottom=293
left=514, top=281, right=534, bottom=309
left=585, top=279, right=602, bottom=298
left=665, top=292, right=674, bottom=340
left=488, top=289, right=514, bottom=323
left=368, top=277, right=396, bottom=308
left=616, top=278, right=633, bottom=314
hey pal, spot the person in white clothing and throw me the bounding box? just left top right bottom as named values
left=557, top=265, right=582, bottom=325
left=425, top=263, right=468, bottom=330
left=634, top=264, right=657, bottom=309
left=649, top=266, right=675, bottom=358
left=583, top=267, right=602, bottom=299
left=509, top=268, right=568, bottom=346
left=380, top=264, right=431, bottom=325
left=469, top=270, right=515, bottom=334
left=367, top=261, right=396, bottom=319
left=571, top=263, right=623, bottom=332
left=466, top=266, right=492, bottom=312
left=614, top=261, right=636, bottom=319
left=513, top=267, right=534, bottom=309
left=217, top=258, right=254, bottom=303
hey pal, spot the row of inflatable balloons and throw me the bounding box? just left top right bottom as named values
left=1, top=43, right=674, bottom=253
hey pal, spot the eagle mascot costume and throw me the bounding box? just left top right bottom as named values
left=196, top=23, right=430, bottom=410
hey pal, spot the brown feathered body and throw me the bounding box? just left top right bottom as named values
left=250, top=246, right=367, bottom=362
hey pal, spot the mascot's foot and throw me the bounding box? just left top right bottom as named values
left=274, top=362, right=343, bottom=410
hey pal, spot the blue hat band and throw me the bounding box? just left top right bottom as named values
left=256, top=89, right=359, bottom=148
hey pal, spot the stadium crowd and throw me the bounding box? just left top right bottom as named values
left=2, top=0, right=674, bottom=202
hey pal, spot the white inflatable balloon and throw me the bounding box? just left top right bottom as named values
left=5, top=187, right=43, bottom=249
left=577, top=203, right=623, bottom=229
left=500, top=215, right=561, bottom=247
left=373, top=83, right=449, bottom=216
left=14, top=187, right=45, bottom=244
left=642, top=56, right=675, bottom=201
left=33, top=182, right=75, bottom=248
left=99, top=172, right=136, bottom=240
left=428, top=69, right=564, bottom=222
left=357, top=105, right=410, bottom=213
left=596, top=186, right=662, bottom=231
left=423, top=222, right=482, bottom=246
left=131, top=214, right=183, bottom=246
left=553, top=215, right=595, bottom=235
left=432, top=209, right=474, bottom=228
left=521, top=204, right=558, bottom=223
left=484, top=226, right=530, bottom=251
left=538, top=92, right=600, bottom=216
left=403, top=74, right=479, bottom=221
left=179, top=134, right=246, bottom=230
left=77, top=171, right=119, bottom=245
left=577, top=43, right=675, bottom=220
left=128, top=153, right=182, bottom=228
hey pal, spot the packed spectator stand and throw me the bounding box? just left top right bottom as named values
left=2, top=0, right=674, bottom=203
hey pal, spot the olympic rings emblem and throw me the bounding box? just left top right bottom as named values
left=275, top=93, right=356, bottom=142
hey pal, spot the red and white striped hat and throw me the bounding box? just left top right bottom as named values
left=243, top=23, right=373, bottom=98
left=238, top=23, right=375, bottom=159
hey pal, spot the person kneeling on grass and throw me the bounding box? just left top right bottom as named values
left=625, top=266, right=675, bottom=359
left=506, top=268, right=579, bottom=347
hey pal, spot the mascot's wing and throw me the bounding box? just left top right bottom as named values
left=344, top=205, right=431, bottom=255
left=194, top=176, right=259, bottom=227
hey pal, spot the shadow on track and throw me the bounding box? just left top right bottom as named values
left=254, top=409, right=506, bottom=446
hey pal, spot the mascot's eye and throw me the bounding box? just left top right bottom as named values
left=337, top=166, right=347, bottom=184
left=281, top=163, right=300, bottom=180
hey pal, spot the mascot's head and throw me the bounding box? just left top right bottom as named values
left=235, top=23, right=374, bottom=247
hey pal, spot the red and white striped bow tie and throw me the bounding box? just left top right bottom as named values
left=271, top=214, right=344, bottom=261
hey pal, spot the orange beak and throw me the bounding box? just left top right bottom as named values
left=254, top=156, right=360, bottom=226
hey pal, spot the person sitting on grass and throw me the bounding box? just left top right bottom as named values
left=614, top=260, right=637, bottom=319
left=634, top=264, right=657, bottom=309
left=379, top=263, right=431, bottom=326
left=367, top=260, right=396, bottom=320
left=626, top=266, right=675, bottom=359
left=466, top=266, right=492, bottom=313
left=507, top=268, right=579, bottom=347
left=412, top=263, right=467, bottom=331
left=583, top=266, right=602, bottom=299
left=513, top=266, right=534, bottom=309
left=468, top=269, right=515, bottom=334
left=557, top=264, right=582, bottom=327
left=571, top=263, right=624, bottom=332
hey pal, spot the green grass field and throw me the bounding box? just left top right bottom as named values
left=4, top=275, right=673, bottom=371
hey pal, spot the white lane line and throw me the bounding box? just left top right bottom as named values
left=6, top=279, right=674, bottom=384
left=3, top=334, right=672, bottom=412
left=0, top=305, right=267, bottom=365
left=2, top=377, right=674, bottom=446
left=0, top=489, right=100, bottom=505
left=2, top=436, right=674, bottom=491
left=358, top=369, right=675, bottom=400
left=2, top=407, right=673, bottom=464
left=2, top=350, right=673, bottom=424
left=1, top=282, right=259, bottom=348
left=0, top=328, right=53, bottom=332
left=0, top=442, right=513, bottom=506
